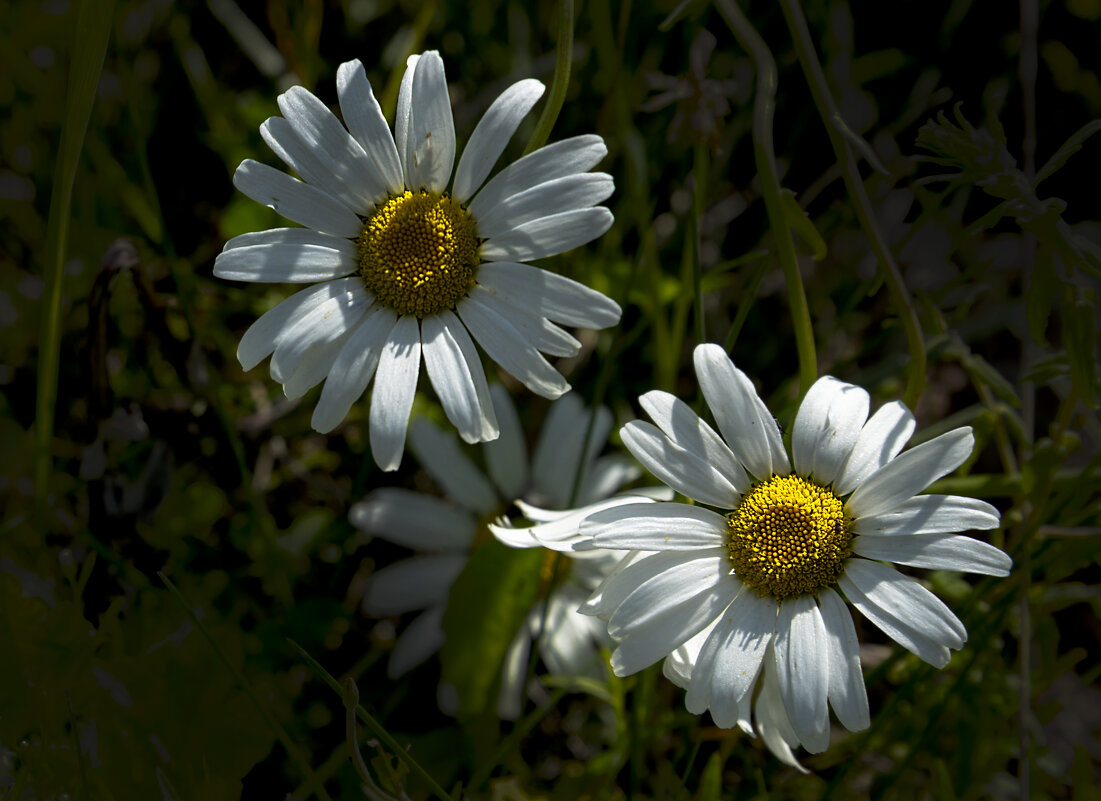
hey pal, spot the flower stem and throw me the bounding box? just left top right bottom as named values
left=713, top=0, right=817, bottom=395
left=34, top=0, right=117, bottom=527
left=692, top=142, right=708, bottom=346
left=523, top=0, right=575, bottom=155
left=778, top=0, right=927, bottom=408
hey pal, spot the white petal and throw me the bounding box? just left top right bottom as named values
left=756, top=654, right=810, bottom=773
left=269, top=284, right=371, bottom=382
left=362, top=555, right=464, bottom=615
left=483, top=384, right=529, bottom=501
left=469, top=134, right=607, bottom=220
left=791, top=376, right=869, bottom=486
left=452, top=78, right=545, bottom=203
left=692, top=344, right=789, bottom=480
left=474, top=173, right=614, bottom=239
left=607, top=551, right=729, bottom=638
left=474, top=287, right=581, bottom=358
left=475, top=261, right=621, bottom=329
left=224, top=227, right=354, bottom=252
left=586, top=502, right=729, bottom=550
left=833, top=401, right=916, bottom=496
left=774, top=596, right=830, bottom=753
left=336, top=59, right=404, bottom=195
left=854, top=533, right=1012, bottom=576
left=854, top=494, right=1001, bottom=536
left=215, top=240, right=356, bottom=284
left=496, top=614, right=532, bottom=720
left=456, top=293, right=570, bottom=399
left=531, top=393, right=611, bottom=509
left=422, top=312, right=498, bottom=443
left=839, top=558, right=965, bottom=667
left=663, top=621, right=715, bottom=689
left=394, top=53, right=419, bottom=177
left=481, top=208, right=613, bottom=262
left=582, top=550, right=687, bottom=619
left=282, top=327, right=356, bottom=400
left=368, top=315, right=421, bottom=471
left=408, top=417, right=499, bottom=516
left=405, top=51, right=455, bottom=193
left=577, top=455, right=642, bottom=506
left=233, top=159, right=363, bottom=238
left=311, top=306, right=397, bottom=433
left=620, top=420, right=742, bottom=509
left=639, top=390, right=749, bottom=493
left=846, top=428, right=975, bottom=518
left=494, top=496, right=654, bottom=552
left=816, top=587, right=869, bottom=732
left=236, top=279, right=352, bottom=371
left=388, top=605, right=445, bottom=677
left=349, top=487, right=476, bottom=550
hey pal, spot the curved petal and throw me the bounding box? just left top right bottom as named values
left=408, top=417, right=499, bottom=516
left=774, top=596, right=830, bottom=753
left=607, top=550, right=729, bottom=638
left=854, top=494, right=1001, bottom=536
left=496, top=613, right=533, bottom=720
left=233, top=159, right=363, bottom=238
left=349, top=487, right=476, bottom=551
left=368, top=315, right=421, bottom=471
left=214, top=240, right=356, bottom=283
left=473, top=287, right=581, bottom=358
left=693, top=344, right=790, bottom=480
left=833, top=401, right=916, bottom=496
left=474, top=173, right=615, bottom=239
left=282, top=327, right=356, bottom=400
left=405, top=51, right=455, bottom=193
left=475, top=261, right=621, bottom=329
left=394, top=53, right=420, bottom=177
left=456, top=293, right=570, bottom=399
left=791, top=376, right=869, bottom=486
left=854, top=533, right=1012, bottom=576
left=586, top=502, right=729, bottom=551
left=581, top=550, right=687, bottom=619
left=236, top=279, right=353, bottom=371
left=362, top=554, right=465, bottom=615
left=846, top=428, right=975, bottom=518
left=620, top=420, right=742, bottom=509
left=453, top=78, right=545, bottom=203
left=483, top=383, right=528, bottom=501
left=311, top=306, right=398, bottom=433
left=223, top=227, right=354, bottom=252
left=388, top=605, right=445, bottom=678
left=816, top=587, right=869, bottom=732
left=336, top=59, right=404, bottom=195
left=756, top=653, right=810, bottom=773
left=480, top=207, right=613, bottom=262
left=422, top=312, right=498, bottom=443
left=269, top=283, right=371, bottom=382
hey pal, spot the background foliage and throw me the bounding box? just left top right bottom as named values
left=2, top=0, right=1099, bottom=798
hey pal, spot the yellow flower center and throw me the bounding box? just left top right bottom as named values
left=725, top=474, right=851, bottom=600
left=357, top=190, right=480, bottom=317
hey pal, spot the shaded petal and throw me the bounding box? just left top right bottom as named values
left=833, top=401, right=916, bottom=496
left=457, top=293, right=570, bottom=399
left=493, top=496, right=656, bottom=552
left=422, top=312, right=499, bottom=443
left=693, top=344, right=789, bottom=480
left=475, top=261, right=621, bottom=329
left=236, top=279, right=355, bottom=371
left=791, top=376, right=869, bottom=486
left=586, top=502, right=729, bottom=550
left=577, top=455, right=642, bottom=506
left=481, top=208, right=613, bottom=262
left=607, top=550, right=729, bottom=638
left=474, top=286, right=581, bottom=358
left=774, top=596, right=830, bottom=753
left=233, top=159, right=362, bottom=238
left=453, top=78, right=545, bottom=203
left=854, top=494, right=1001, bottom=536
left=483, top=384, right=528, bottom=501
left=496, top=614, right=532, bottom=720
left=349, top=487, right=476, bottom=550
left=311, top=306, right=397, bottom=433
left=756, top=652, right=810, bottom=773
left=368, top=315, right=421, bottom=471
left=854, top=533, right=1012, bottom=576
left=269, top=283, right=371, bottom=382
left=215, top=240, right=355, bottom=283
left=406, top=51, right=455, bottom=193
left=469, top=134, right=607, bottom=220
left=363, top=555, right=464, bottom=615
left=223, top=227, right=353, bottom=251
left=620, top=420, right=742, bottom=509
left=408, top=417, right=498, bottom=516
left=581, top=550, right=686, bottom=619
left=388, top=605, right=445, bottom=677
left=282, top=327, right=355, bottom=400
left=336, top=59, right=404, bottom=195
left=474, top=173, right=614, bottom=239
left=394, top=53, right=420, bottom=177
left=639, top=390, right=749, bottom=493
left=817, top=587, right=869, bottom=732
left=846, top=428, right=975, bottom=518
left=531, top=393, right=611, bottom=509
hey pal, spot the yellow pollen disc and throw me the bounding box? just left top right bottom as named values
left=725, top=474, right=851, bottom=600
left=358, top=190, right=479, bottom=317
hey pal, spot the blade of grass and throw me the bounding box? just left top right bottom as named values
left=34, top=0, right=118, bottom=528
left=523, top=0, right=575, bottom=155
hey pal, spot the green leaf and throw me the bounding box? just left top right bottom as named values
left=1026, top=245, right=1059, bottom=346
left=780, top=188, right=827, bottom=261
left=440, top=541, right=543, bottom=719
left=1064, top=298, right=1099, bottom=408
left=1034, top=119, right=1101, bottom=188
left=695, top=753, right=723, bottom=801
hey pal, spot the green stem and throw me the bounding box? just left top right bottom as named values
left=523, top=0, right=575, bottom=155
left=34, top=0, right=117, bottom=527
left=714, top=0, right=817, bottom=395
left=467, top=687, right=569, bottom=792
left=692, top=142, right=708, bottom=346
left=778, top=0, right=927, bottom=408
left=286, top=638, right=453, bottom=801
left=158, top=575, right=333, bottom=801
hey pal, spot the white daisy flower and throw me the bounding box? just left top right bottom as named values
left=215, top=51, right=621, bottom=470
left=579, top=343, right=1011, bottom=765
left=348, top=385, right=645, bottom=718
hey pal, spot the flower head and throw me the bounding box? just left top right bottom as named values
left=579, top=344, right=1011, bottom=767
left=215, top=51, right=620, bottom=470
